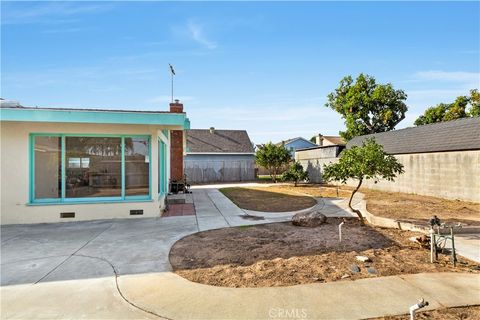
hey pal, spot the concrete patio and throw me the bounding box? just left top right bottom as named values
left=1, top=185, right=479, bottom=319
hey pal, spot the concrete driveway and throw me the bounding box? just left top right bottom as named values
left=1, top=216, right=198, bottom=286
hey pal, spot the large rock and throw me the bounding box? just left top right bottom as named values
left=292, top=211, right=327, bottom=227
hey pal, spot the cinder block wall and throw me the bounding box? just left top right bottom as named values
left=296, top=149, right=480, bottom=203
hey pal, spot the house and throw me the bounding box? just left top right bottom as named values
left=313, top=133, right=345, bottom=147
left=0, top=100, right=190, bottom=225
left=276, top=137, right=317, bottom=156
left=184, top=128, right=255, bottom=183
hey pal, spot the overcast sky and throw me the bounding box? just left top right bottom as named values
left=2, top=1, right=479, bottom=144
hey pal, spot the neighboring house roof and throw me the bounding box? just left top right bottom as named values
left=186, top=129, right=254, bottom=154
left=322, top=136, right=345, bottom=146
left=275, top=137, right=316, bottom=148
left=347, top=117, right=480, bottom=154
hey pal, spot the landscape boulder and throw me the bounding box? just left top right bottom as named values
left=292, top=211, right=327, bottom=227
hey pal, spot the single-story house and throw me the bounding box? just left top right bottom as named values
left=276, top=137, right=317, bottom=156
left=184, top=128, right=255, bottom=183
left=0, top=101, right=190, bottom=225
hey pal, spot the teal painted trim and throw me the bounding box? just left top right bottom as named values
left=61, top=136, right=66, bottom=199
left=2, top=108, right=190, bottom=128
left=121, top=137, right=126, bottom=199
left=29, top=134, right=34, bottom=203
left=184, top=118, right=190, bottom=130
left=28, top=199, right=153, bottom=206
left=31, top=133, right=150, bottom=138
left=148, top=136, right=152, bottom=199
left=125, top=195, right=150, bottom=200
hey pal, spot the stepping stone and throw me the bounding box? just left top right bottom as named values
left=367, top=267, right=377, bottom=275
left=350, top=265, right=361, bottom=273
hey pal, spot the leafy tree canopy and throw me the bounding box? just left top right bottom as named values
left=415, top=89, right=480, bottom=125
left=282, top=161, right=309, bottom=186
left=322, top=138, right=404, bottom=222
left=255, top=142, right=292, bottom=183
left=325, top=74, right=408, bottom=141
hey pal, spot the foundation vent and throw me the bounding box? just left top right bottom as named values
left=60, top=212, right=75, bottom=218
left=130, top=209, right=144, bottom=215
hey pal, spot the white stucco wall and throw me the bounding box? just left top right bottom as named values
left=0, top=121, right=175, bottom=225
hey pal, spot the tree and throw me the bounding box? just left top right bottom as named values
left=325, top=74, right=408, bottom=141
left=255, top=142, right=292, bottom=183
left=282, top=161, right=309, bottom=186
left=414, top=89, right=479, bottom=126
left=322, top=139, right=404, bottom=223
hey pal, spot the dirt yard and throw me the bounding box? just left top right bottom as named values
left=371, top=306, right=480, bottom=320
left=362, top=189, right=480, bottom=226
left=222, top=184, right=480, bottom=226
left=219, top=186, right=317, bottom=212
left=170, top=219, right=478, bottom=288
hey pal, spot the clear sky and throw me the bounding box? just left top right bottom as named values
left=2, top=1, right=479, bottom=144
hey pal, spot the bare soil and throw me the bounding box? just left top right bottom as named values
left=170, top=219, right=478, bottom=288
left=362, top=189, right=480, bottom=226
left=231, top=184, right=480, bottom=226
left=371, top=305, right=480, bottom=320
left=219, top=186, right=317, bottom=212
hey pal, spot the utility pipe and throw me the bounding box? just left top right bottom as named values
left=410, top=298, right=429, bottom=320
left=339, top=221, right=345, bottom=242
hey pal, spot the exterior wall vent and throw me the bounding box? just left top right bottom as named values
left=130, top=209, right=144, bottom=215
left=60, top=212, right=75, bottom=218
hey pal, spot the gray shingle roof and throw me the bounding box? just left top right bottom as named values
left=347, top=117, right=480, bottom=154
left=187, top=129, right=254, bottom=153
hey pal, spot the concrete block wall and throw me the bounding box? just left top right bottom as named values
left=296, top=148, right=480, bottom=203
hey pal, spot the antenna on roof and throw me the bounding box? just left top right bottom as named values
left=168, top=63, right=176, bottom=103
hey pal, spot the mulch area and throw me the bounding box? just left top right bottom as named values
left=170, top=219, right=479, bottom=288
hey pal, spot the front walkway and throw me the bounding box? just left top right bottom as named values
left=1, top=185, right=479, bottom=319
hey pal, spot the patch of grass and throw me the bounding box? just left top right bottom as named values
left=219, top=187, right=317, bottom=212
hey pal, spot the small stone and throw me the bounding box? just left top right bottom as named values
left=341, top=274, right=351, bottom=279
left=292, top=211, right=327, bottom=227
left=356, top=256, right=372, bottom=263
left=367, top=267, right=377, bottom=275
left=350, top=264, right=361, bottom=273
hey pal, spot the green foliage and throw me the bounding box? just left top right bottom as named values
left=322, top=139, right=404, bottom=221
left=282, top=161, right=309, bottom=186
left=325, top=74, right=408, bottom=141
left=255, top=142, right=292, bottom=183
left=414, top=89, right=479, bottom=125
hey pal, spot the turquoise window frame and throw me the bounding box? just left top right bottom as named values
left=158, top=138, right=167, bottom=196
left=29, top=133, right=152, bottom=205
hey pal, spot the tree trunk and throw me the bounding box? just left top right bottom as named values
left=294, top=180, right=298, bottom=187
left=348, top=179, right=365, bottom=223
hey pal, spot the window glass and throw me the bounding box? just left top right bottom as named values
left=125, top=137, right=150, bottom=196
left=34, top=136, right=61, bottom=199
left=65, top=137, right=121, bottom=198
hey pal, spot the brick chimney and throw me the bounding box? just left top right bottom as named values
left=170, top=99, right=184, bottom=182
left=315, top=134, right=324, bottom=146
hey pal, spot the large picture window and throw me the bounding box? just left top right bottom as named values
left=30, top=134, right=151, bottom=203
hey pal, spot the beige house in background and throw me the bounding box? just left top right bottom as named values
left=0, top=103, right=189, bottom=225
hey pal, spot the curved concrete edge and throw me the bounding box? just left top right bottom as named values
left=349, top=191, right=480, bottom=234
left=118, top=272, right=480, bottom=320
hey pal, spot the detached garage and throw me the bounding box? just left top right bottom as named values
left=184, top=128, right=255, bottom=184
